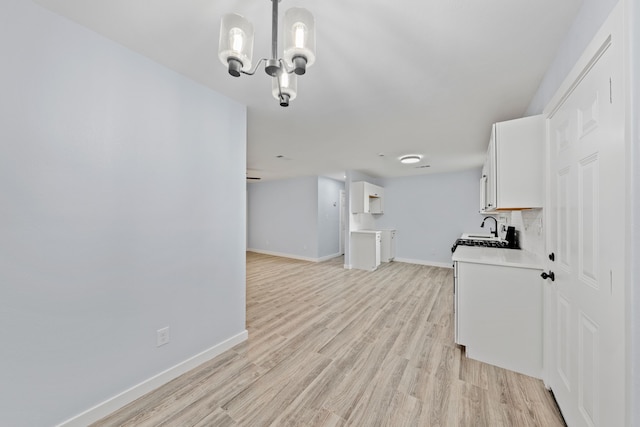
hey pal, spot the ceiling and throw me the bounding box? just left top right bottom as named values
left=34, top=0, right=584, bottom=181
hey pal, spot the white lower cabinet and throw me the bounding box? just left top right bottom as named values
left=351, top=231, right=381, bottom=271
left=455, top=260, right=542, bottom=378
left=380, top=230, right=396, bottom=262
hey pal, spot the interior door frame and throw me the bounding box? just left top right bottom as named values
left=339, top=189, right=346, bottom=255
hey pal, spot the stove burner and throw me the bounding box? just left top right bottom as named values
left=451, top=238, right=511, bottom=253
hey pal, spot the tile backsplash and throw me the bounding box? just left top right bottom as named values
left=509, top=209, right=544, bottom=256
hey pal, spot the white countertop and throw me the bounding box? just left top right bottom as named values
left=452, top=246, right=543, bottom=270
left=351, top=230, right=380, bottom=234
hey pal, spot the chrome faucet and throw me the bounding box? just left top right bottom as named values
left=481, top=216, right=499, bottom=238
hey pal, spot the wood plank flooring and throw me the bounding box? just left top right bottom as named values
left=93, top=253, right=565, bottom=426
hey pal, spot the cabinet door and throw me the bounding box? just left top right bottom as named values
left=494, top=115, right=543, bottom=208
left=454, top=261, right=458, bottom=344
left=457, top=261, right=542, bottom=378
left=485, top=128, right=497, bottom=210
left=351, top=182, right=384, bottom=214
left=379, top=230, right=395, bottom=262
left=351, top=232, right=380, bottom=271
left=368, top=184, right=384, bottom=214
left=350, top=181, right=366, bottom=213
left=374, top=233, right=381, bottom=266
left=366, top=182, right=382, bottom=197
left=480, top=165, right=488, bottom=213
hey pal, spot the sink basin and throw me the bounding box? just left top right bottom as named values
left=461, top=233, right=501, bottom=241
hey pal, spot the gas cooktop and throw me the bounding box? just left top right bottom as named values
left=451, top=238, right=512, bottom=253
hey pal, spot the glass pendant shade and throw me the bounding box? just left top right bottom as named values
left=283, top=8, right=316, bottom=75
left=218, top=13, right=254, bottom=76
left=272, top=72, right=297, bottom=107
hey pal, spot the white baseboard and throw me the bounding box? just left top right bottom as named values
left=249, top=249, right=451, bottom=269
left=394, top=257, right=454, bottom=269
left=57, top=330, right=248, bottom=427
left=247, top=248, right=342, bottom=263
left=318, top=252, right=343, bottom=262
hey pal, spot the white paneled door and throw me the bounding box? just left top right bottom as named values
left=545, top=6, right=625, bottom=427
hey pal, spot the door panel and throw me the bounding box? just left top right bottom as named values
left=556, top=295, right=571, bottom=389
left=577, top=94, right=600, bottom=139
left=557, top=167, right=571, bottom=270
left=578, top=311, right=599, bottom=426
left=546, top=8, right=625, bottom=425
left=578, top=155, right=599, bottom=287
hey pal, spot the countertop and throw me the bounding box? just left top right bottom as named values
left=351, top=230, right=380, bottom=234
left=451, top=246, right=543, bottom=270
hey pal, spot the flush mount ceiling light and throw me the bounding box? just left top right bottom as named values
left=218, top=0, right=316, bottom=107
left=399, top=155, right=422, bottom=164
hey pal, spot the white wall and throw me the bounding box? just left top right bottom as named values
left=247, top=176, right=318, bottom=258
left=0, top=1, right=247, bottom=425
left=374, top=168, right=485, bottom=267
left=526, top=0, right=619, bottom=115
left=247, top=176, right=343, bottom=261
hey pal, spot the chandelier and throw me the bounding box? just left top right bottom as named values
left=218, top=0, right=316, bottom=107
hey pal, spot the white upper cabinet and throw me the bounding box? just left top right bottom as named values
left=351, top=181, right=384, bottom=214
left=481, top=115, right=543, bottom=212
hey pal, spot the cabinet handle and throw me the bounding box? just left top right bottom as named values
left=541, top=271, right=555, bottom=281
left=548, top=252, right=555, bottom=262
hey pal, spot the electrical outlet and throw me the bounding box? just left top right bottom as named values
left=157, top=327, right=170, bottom=347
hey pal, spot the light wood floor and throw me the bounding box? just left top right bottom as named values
left=94, top=252, right=565, bottom=426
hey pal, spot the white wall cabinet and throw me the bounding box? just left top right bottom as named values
left=380, top=229, right=396, bottom=262
left=351, top=231, right=381, bottom=271
left=351, top=181, right=384, bottom=214
left=481, top=115, right=543, bottom=212
left=455, top=259, right=542, bottom=378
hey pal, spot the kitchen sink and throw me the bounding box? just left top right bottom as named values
left=460, top=233, right=501, bottom=241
